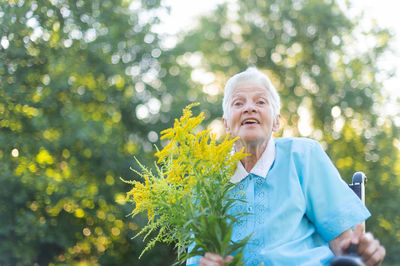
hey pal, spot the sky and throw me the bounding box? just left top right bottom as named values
left=157, top=0, right=400, bottom=124
left=348, top=0, right=400, bottom=123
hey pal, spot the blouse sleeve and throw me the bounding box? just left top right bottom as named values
left=299, top=140, right=370, bottom=242
left=186, top=254, right=200, bottom=266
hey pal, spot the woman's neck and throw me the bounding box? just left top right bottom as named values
left=235, top=139, right=269, bottom=172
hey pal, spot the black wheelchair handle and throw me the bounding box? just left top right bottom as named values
left=347, top=244, right=358, bottom=255
left=330, top=255, right=364, bottom=266
left=330, top=244, right=365, bottom=266
left=331, top=171, right=367, bottom=266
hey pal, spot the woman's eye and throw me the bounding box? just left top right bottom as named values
left=257, top=100, right=265, bottom=104
left=234, top=101, right=242, bottom=106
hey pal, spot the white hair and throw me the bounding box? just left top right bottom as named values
left=222, top=67, right=281, bottom=120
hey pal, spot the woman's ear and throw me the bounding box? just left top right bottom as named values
left=222, top=117, right=230, bottom=133
left=272, top=114, right=280, bottom=132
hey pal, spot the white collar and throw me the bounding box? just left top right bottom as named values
left=230, top=137, right=276, bottom=184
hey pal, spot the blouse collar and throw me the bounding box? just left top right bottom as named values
left=230, top=137, right=276, bottom=184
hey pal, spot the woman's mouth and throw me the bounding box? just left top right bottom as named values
left=241, top=119, right=259, bottom=125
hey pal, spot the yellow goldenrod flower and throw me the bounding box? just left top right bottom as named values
left=124, top=103, right=250, bottom=264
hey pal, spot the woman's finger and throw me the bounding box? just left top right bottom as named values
left=357, top=232, right=375, bottom=255
left=356, top=232, right=386, bottom=266
left=362, top=239, right=379, bottom=261
left=199, top=256, right=220, bottom=266
left=364, top=246, right=386, bottom=266
left=352, top=223, right=365, bottom=245
left=223, top=255, right=233, bottom=263
left=198, top=252, right=226, bottom=266
left=204, top=252, right=224, bottom=262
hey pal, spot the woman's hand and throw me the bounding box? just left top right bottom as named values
left=330, top=223, right=386, bottom=266
left=352, top=224, right=386, bottom=266
left=199, top=252, right=233, bottom=266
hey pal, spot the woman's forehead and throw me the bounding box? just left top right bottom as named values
left=232, top=83, right=269, bottom=97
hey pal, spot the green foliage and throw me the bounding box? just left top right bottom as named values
left=180, top=184, right=251, bottom=265
left=0, top=0, right=176, bottom=265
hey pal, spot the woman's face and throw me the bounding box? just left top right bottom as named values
left=223, top=82, right=280, bottom=145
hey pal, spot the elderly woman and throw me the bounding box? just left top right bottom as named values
left=187, top=67, right=385, bottom=266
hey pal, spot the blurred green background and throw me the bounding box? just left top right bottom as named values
left=1, top=0, right=399, bottom=265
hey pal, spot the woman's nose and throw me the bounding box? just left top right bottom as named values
left=243, top=102, right=256, bottom=113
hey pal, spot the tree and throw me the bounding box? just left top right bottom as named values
left=0, top=0, right=178, bottom=264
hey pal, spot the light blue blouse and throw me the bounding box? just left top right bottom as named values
left=187, top=138, right=370, bottom=266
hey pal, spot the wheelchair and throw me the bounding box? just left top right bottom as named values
left=330, top=172, right=367, bottom=266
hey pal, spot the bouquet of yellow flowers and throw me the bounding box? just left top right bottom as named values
left=124, top=103, right=251, bottom=265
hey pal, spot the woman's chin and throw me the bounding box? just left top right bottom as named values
left=240, top=134, right=266, bottom=144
